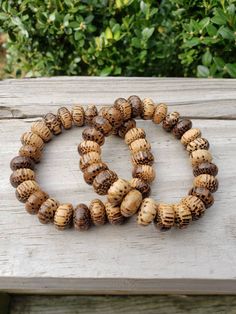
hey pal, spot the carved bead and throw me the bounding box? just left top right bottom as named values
left=10, top=168, right=35, bottom=187
left=131, top=150, right=154, bottom=166
left=193, top=174, right=218, bottom=193
left=180, top=195, right=205, bottom=220
left=16, top=180, right=40, bottom=203
left=78, top=140, right=101, bottom=156
left=101, top=106, right=123, bottom=129
left=105, top=202, right=125, bottom=225
left=107, top=178, right=131, bottom=205
left=190, top=149, right=213, bottom=166
left=162, top=112, right=180, bottom=131
left=125, top=127, right=146, bottom=145
left=44, top=112, right=62, bottom=135
left=132, top=165, right=155, bottom=183
left=172, top=119, right=192, bottom=139
left=38, top=198, right=59, bottom=224
left=155, top=203, right=175, bottom=231
left=19, top=145, right=42, bottom=163
left=114, top=98, right=132, bottom=121
left=83, top=162, right=108, bottom=185
left=10, top=156, right=35, bottom=171
left=54, top=203, right=73, bottom=230
left=152, top=103, right=168, bottom=124
left=141, top=98, right=155, bottom=120
left=92, top=116, right=113, bottom=136
left=73, top=204, right=91, bottom=231
left=137, top=198, right=157, bottom=226
left=84, top=105, right=98, bottom=126
left=120, top=189, right=142, bottom=217
left=89, top=199, right=106, bottom=225
left=173, top=204, right=192, bottom=229
left=80, top=152, right=101, bottom=171
left=129, top=138, right=151, bottom=153
left=187, top=138, right=209, bottom=153
left=25, top=190, right=49, bottom=215
left=71, top=105, right=85, bottom=127
left=57, top=107, right=73, bottom=129
left=117, top=119, right=136, bottom=138
left=128, top=95, right=142, bottom=118
left=31, top=120, right=52, bottom=142
left=189, top=187, right=214, bottom=208
left=93, top=170, right=118, bottom=195
left=130, top=178, right=151, bottom=197
left=181, top=128, right=201, bottom=146
left=82, top=127, right=105, bottom=146
left=21, top=132, right=44, bottom=150
left=193, top=162, right=218, bottom=177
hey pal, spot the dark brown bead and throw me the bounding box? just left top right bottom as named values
left=131, top=150, right=154, bottom=166
left=172, top=119, right=192, bottom=139
left=83, top=162, right=108, bottom=185
left=38, top=198, right=59, bottom=224
left=193, top=162, right=218, bottom=177
left=73, top=204, right=91, bottom=231
left=130, top=178, right=151, bottom=198
left=162, top=112, right=180, bottom=132
left=44, top=112, right=62, bottom=135
left=117, top=119, right=136, bottom=138
left=128, top=95, right=143, bottom=118
left=25, top=190, right=49, bottom=214
left=10, top=168, right=35, bottom=187
left=100, top=106, right=123, bottom=129
left=189, top=187, right=214, bottom=209
left=93, top=170, right=118, bottom=195
left=114, top=98, right=132, bottom=121
left=10, top=156, right=35, bottom=171
left=92, top=116, right=113, bottom=136
left=84, top=105, right=98, bottom=126
left=82, top=127, right=105, bottom=146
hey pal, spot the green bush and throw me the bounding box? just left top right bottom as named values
left=0, top=0, right=236, bottom=78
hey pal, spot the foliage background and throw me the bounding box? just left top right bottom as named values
left=0, top=0, right=236, bottom=78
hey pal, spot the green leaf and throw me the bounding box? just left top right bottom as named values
left=100, top=66, right=112, bottom=76
left=183, top=37, right=200, bottom=48
left=197, top=65, right=209, bottom=78
left=206, top=24, right=217, bottom=36
left=142, top=27, right=155, bottom=41
left=131, top=37, right=141, bottom=48
left=202, top=50, right=212, bottom=67
left=105, top=27, right=113, bottom=39
left=218, top=26, right=235, bottom=40
left=199, top=17, right=210, bottom=30
left=225, top=63, right=236, bottom=78
left=213, top=57, right=225, bottom=69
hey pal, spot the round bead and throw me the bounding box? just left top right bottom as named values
left=172, top=119, right=192, bottom=139
left=120, top=189, right=142, bottom=217
left=93, top=170, right=118, bottom=195
left=141, top=98, right=155, bottom=120
left=89, top=199, right=106, bottom=226
left=193, top=162, right=218, bottom=177
left=187, top=138, right=209, bottom=153
left=127, top=95, right=142, bottom=118
left=114, top=98, right=132, bottom=121
left=132, top=165, right=155, bottom=183
left=78, top=140, right=101, bottom=156
left=193, top=174, right=218, bottom=193
left=155, top=203, right=175, bottom=231
left=107, top=178, right=131, bottom=205
left=173, top=203, right=192, bottom=229
left=82, top=127, right=105, bottom=146
left=10, top=168, right=35, bottom=187
left=125, top=127, right=146, bottom=145
left=16, top=180, right=40, bottom=203
left=84, top=105, right=98, bottom=126
left=73, top=204, right=91, bottom=231
left=38, top=198, right=59, bottom=224
left=44, top=112, right=62, bottom=135
left=57, top=107, right=73, bottom=129
left=92, top=116, right=113, bottom=136
left=130, top=178, right=151, bottom=197
left=162, top=112, right=180, bottom=131
left=79, top=152, right=101, bottom=171
left=190, top=149, right=213, bottom=166
left=152, top=103, right=168, bottom=124
left=83, top=162, right=108, bottom=185
left=189, top=187, right=214, bottom=208
left=105, top=202, right=125, bottom=225
left=181, top=128, right=201, bottom=146
left=54, top=203, right=73, bottom=230
left=19, top=145, right=42, bottom=163
left=137, top=198, right=157, bottom=226
left=21, top=132, right=44, bottom=150
left=71, top=105, right=85, bottom=127
left=31, top=120, right=52, bottom=142
left=131, top=150, right=154, bottom=166
left=25, top=190, right=49, bottom=215
left=180, top=195, right=205, bottom=220
left=117, top=119, right=136, bottom=138
left=100, top=106, right=123, bottom=129
left=129, top=138, right=151, bottom=153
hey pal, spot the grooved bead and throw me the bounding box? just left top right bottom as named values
left=57, top=107, right=73, bottom=129
left=44, top=112, right=62, bottom=135
left=83, top=162, right=108, bottom=185
left=107, top=178, right=131, bottom=205
left=105, top=202, right=125, bottom=225
left=187, top=138, right=209, bottom=153
left=128, top=95, right=142, bottom=118
left=173, top=204, right=192, bottom=229
left=93, top=170, right=118, bottom=195
left=74, top=204, right=91, bottom=231
left=71, top=105, right=85, bottom=127
left=25, top=190, right=49, bottom=215
left=21, top=132, right=44, bottom=150
left=155, top=203, right=175, bottom=231
left=16, top=180, right=40, bottom=203
left=19, top=145, right=42, bottom=163
left=84, top=105, right=98, bottom=126
left=31, top=120, right=52, bottom=142
left=137, top=198, right=157, bottom=226
left=78, top=140, right=101, bottom=156
left=114, top=98, right=132, bottom=121
left=38, top=198, right=59, bottom=224
left=181, top=128, right=201, bottom=146
left=132, top=165, right=155, bottom=183
left=10, top=168, right=35, bottom=187
left=152, top=103, right=168, bottom=124
left=54, top=204, right=73, bottom=230
left=141, top=98, right=155, bottom=120
left=92, top=116, right=113, bottom=136
left=180, top=196, right=205, bottom=220
left=129, top=138, right=151, bottom=153
left=125, top=128, right=146, bottom=145
left=130, top=178, right=151, bottom=197
left=193, top=174, right=218, bottom=193
left=193, top=162, right=218, bottom=177
left=80, top=152, right=101, bottom=171
left=190, top=149, right=212, bottom=166
left=131, top=150, right=154, bottom=166
left=10, top=156, right=35, bottom=171
left=162, top=112, right=180, bottom=131
left=89, top=199, right=106, bottom=226
left=117, top=119, right=136, bottom=138
left=172, top=119, right=192, bottom=139
left=120, top=189, right=142, bottom=217
left=82, top=127, right=105, bottom=146
left=189, top=187, right=214, bottom=208
left=100, top=106, right=123, bottom=129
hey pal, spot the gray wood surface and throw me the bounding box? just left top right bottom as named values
left=0, top=77, right=236, bottom=294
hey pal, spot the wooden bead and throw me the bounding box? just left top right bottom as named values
left=181, top=128, right=201, bottom=146
left=131, top=150, right=154, bottom=166
left=25, top=190, right=49, bottom=215
left=83, top=162, right=108, bottom=185
left=71, top=105, right=85, bottom=127
left=180, top=195, right=205, bottom=220
left=73, top=204, right=91, bottom=231
left=92, top=116, right=113, bottom=136
left=89, top=199, right=106, bottom=226
left=82, top=127, right=105, bottom=146
left=141, top=98, right=155, bottom=120
left=117, top=119, right=136, bottom=138
left=84, top=105, right=98, bottom=126
left=137, top=198, right=157, bottom=226
left=190, top=149, right=212, bottom=166
left=172, top=119, right=192, bottom=139
left=114, top=98, right=132, bottom=121
left=105, top=202, right=125, bottom=225
left=193, top=174, right=218, bottom=193
left=80, top=152, right=101, bottom=171
left=129, top=138, right=151, bottom=153
left=155, top=203, right=175, bottom=231
left=162, top=112, right=180, bottom=131
left=21, top=132, right=44, bottom=150
left=44, top=112, right=62, bottom=135
left=173, top=204, right=192, bottom=229
left=152, top=103, right=168, bottom=124
left=107, top=178, right=131, bottom=205
left=193, top=162, right=218, bottom=177
left=10, top=156, right=35, bottom=171
left=187, top=138, right=209, bottom=153
left=132, top=165, right=155, bottom=183
left=93, top=170, right=118, bottom=195
left=31, top=120, right=52, bottom=142
left=19, top=145, right=42, bottom=163
left=54, top=203, right=73, bottom=230
left=16, top=180, right=40, bottom=203
left=101, top=106, right=123, bottom=129
left=78, top=140, right=101, bottom=156
left=125, top=127, right=146, bottom=145
left=130, top=178, right=151, bottom=198
left=38, top=198, right=59, bottom=224
left=10, top=168, right=35, bottom=187
left=127, top=95, right=142, bottom=118
left=57, top=107, right=73, bottom=129
left=120, top=189, right=142, bottom=217
left=189, top=187, right=214, bottom=208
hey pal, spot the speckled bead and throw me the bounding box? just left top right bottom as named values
left=89, top=199, right=106, bottom=225
left=155, top=203, right=175, bottom=231
left=190, top=149, right=213, bottom=166
left=193, top=162, right=218, bottom=177
left=79, top=152, right=101, bottom=171
left=78, top=140, right=101, bottom=156
left=162, top=112, right=180, bottom=132
left=84, top=105, right=98, bottom=126
left=21, top=132, right=44, bottom=150
left=141, top=98, right=155, bottom=120
left=120, top=189, right=142, bottom=217
left=132, top=165, right=155, bottom=183
left=152, top=103, right=168, bottom=124
left=131, top=150, right=154, bottom=166
left=15, top=180, right=40, bottom=203
left=10, top=156, right=35, bottom=171
left=82, top=127, right=105, bottom=146
left=189, top=187, right=214, bottom=208
left=25, top=190, right=49, bottom=215
left=173, top=203, right=192, bottom=229
left=92, top=116, right=113, bottom=136
left=83, top=162, right=108, bottom=185
left=38, top=198, right=59, bottom=224
left=125, top=127, right=146, bottom=145
left=93, top=170, right=118, bottom=195
left=187, top=138, right=209, bottom=153
left=54, top=203, right=73, bottom=230
left=137, top=198, right=157, bottom=226
left=31, top=120, right=52, bottom=142
left=10, top=168, right=35, bottom=187
left=73, top=204, right=91, bottom=231
left=130, top=178, right=151, bottom=197
left=105, top=202, right=125, bottom=225
left=180, top=195, right=205, bottom=220
left=44, top=112, right=62, bottom=135
left=19, top=145, right=42, bottom=163
left=100, top=106, right=123, bottom=129
left=181, top=128, right=201, bottom=146
left=117, top=119, right=136, bottom=138
left=128, top=95, right=143, bottom=118
left=71, top=105, right=85, bottom=127
left=114, top=98, right=132, bottom=121
left=107, top=178, right=131, bottom=205
left=172, top=119, right=192, bottom=139
left=129, top=138, right=151, bottom=153
left=193, top=174, right=218, bottom=193
left=57, top=107, right=73, bottom=129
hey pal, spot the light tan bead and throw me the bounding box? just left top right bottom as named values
left=89, top=199, right=106, bottom=225
left=21, top=132, right=44, bottom=150
left=79, top=152, right=101, bottom=171
left=54, top=203, right=73, bottom=230
left=132, top=165, right=155, bottom=183
left=155, top=203, right=175, bottom=231
left=130, top=178, right=151, bottom=197
left=193, top=174, right=218, bottom=193
left=107, top=178, right=132, bottom=205
left=15, top=180, right=40, bottom=203
left=25, top=190, right=49, bottom=215
left=186, top=137, right=209, bottom=153
left=57, top=107, right=73, bottom=129
left=124, top=127, right=146, bottom=145
left=71, top=105, right=85, bottom=127
left=101, top=106, right=123, bottom=129
left=181, top=128, right=201, bottom=146
left=141, top=98, right=155, bottom=120
left=152, top=103, right=168, bottom=124
left=131, top=150, right=154, bottom=166
left=114, top=98, right=132, bottom=121
left=31, top=120, right=52, bottom=142
left=190, top=149, right=213, bottom=166
left=180, top=195, right=205, bottom=220
left=173, top=203, right=192, bottom=229
left=19, top=145, right=42, bottom=163
left=44, top=112, right=62, bottom=135
left=120, top=189, right=142, bottom=217
left=162, top=112, right=180, bottom=131
left=137, top=198, right=157, bottom=226
left=105, top=202, right=125, bottom=225
left=10, top=168, right=35, bottom=187
left=129, top=138, right=151, bottom=153
left=84, top=105, right=98, bottom=126
left=38, top=198, right=59, bottom=224
left=78, top=140, right=101, bottom=156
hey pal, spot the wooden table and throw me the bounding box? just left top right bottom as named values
left=0, top=77, right=236, bottom=296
